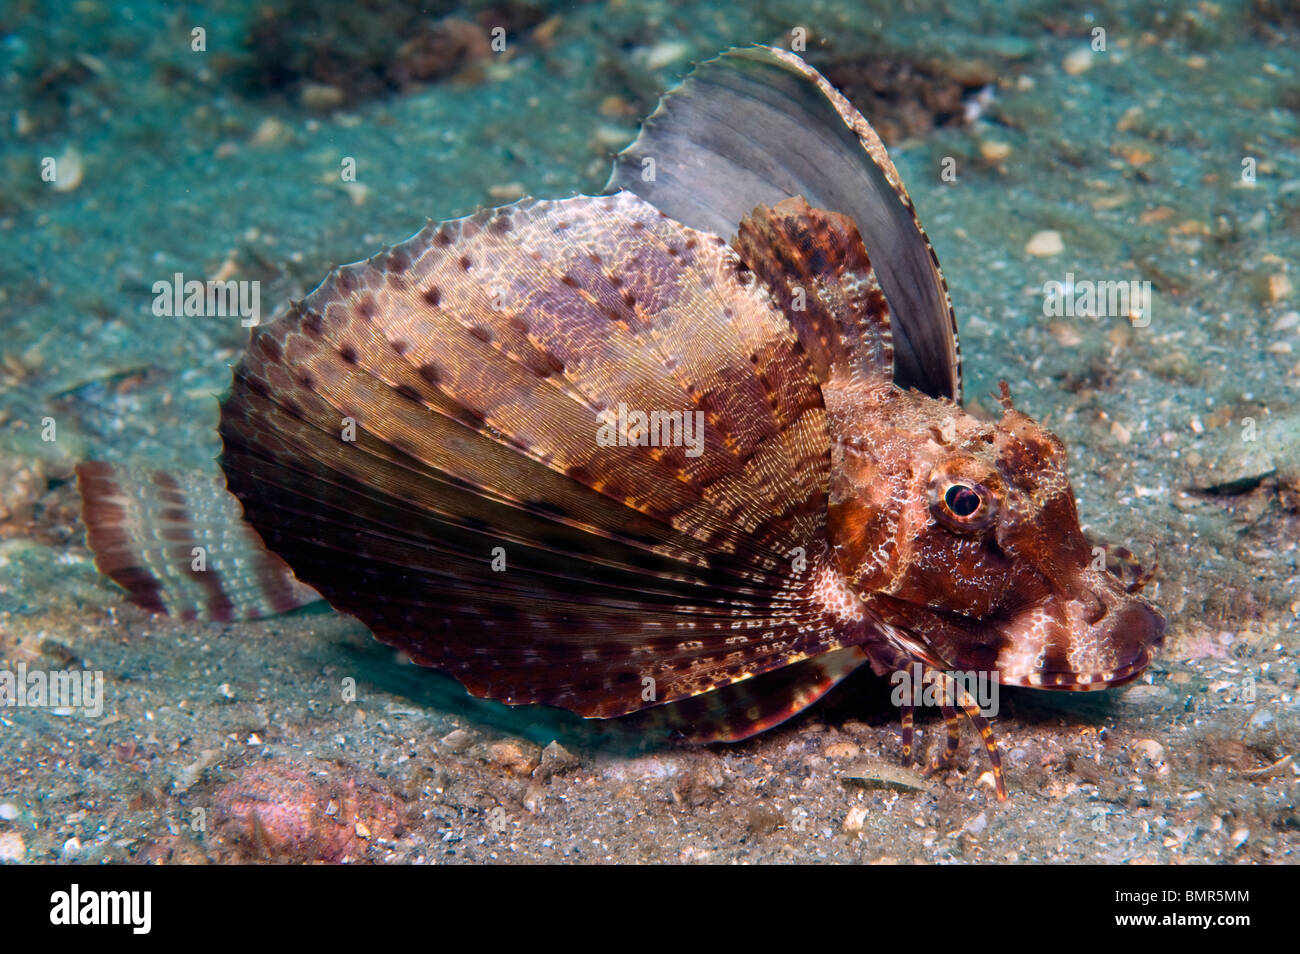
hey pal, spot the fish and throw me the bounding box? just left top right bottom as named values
left=77, top=46, right=1165, bottom=799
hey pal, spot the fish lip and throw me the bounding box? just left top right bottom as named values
left=993, top=594, right=1166, bottom=691
left=997, top=649, right=1155, bottom=691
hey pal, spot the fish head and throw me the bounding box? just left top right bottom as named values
left=829, top=384, right=1165, bottom=691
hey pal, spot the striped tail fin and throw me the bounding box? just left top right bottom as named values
left=76, top=461, right=320, bottom=621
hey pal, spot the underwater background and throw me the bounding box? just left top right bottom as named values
left=0, top=0, right=1297, bottom=862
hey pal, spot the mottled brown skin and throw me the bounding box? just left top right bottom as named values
left=734, top=198, right=1165, bottom=796
left=736, top=196, right=1164, bottom=694
left=823, top=380, right=1164, bottom=693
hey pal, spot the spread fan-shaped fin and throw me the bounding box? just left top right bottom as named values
left=219, top=191, right=876, bottom=718
left=608, top=45, right=960, bottom=401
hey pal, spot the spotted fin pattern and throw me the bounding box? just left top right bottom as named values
left=218, top=191, right=876, bottom=718
left=734, top=197, right=894, bottom=391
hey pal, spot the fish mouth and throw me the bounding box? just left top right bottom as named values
left=993, top=579, right=1166, bottom=691
left=1003, top=649, right=1154, bottom=690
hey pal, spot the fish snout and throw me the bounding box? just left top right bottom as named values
left=994, top=573, right=1165, bottom=690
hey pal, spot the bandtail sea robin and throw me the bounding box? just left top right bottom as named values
left=78, top=46, right=1165, bottom=800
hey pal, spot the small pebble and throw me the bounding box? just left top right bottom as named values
left=0, top=803, right=17, bottom=821
left=250, top=117, right=288, bottom=147
left=1062, top=47, right=1095, bottom=76
left=842, top=805, right=869, bottom=833
left=823, top=741, right=860, bottom=759
left=488, top=739, right=539, bottom=775
left=534, top=740, right=580, bottom=780
left=1267, top=274, right=1292, bottom=303
left=52, top=145, right=84, bottom=192
left=591, top=124, right=633, bottom=149
left=642, top=41, right=690, bottom=70
left=488, top=182, right=526, bottom=202
left=522, top=784, right=546, bottom=814
left=342, top=182, right=369, bottom=207
left=598, top=95, right=633, bottom=118
left=979, top=140, right=1012, bottom=162
left=0, top=832, right=25, bottom=862
left=1025, top=230, right=1064, bottom=257
left=1131, top=738, right=1166, bottom=763
left=299, top=82, right=344, bottom=111
left=439, top=728, right=473, bottom=753
left=1116, top=144, right=1154, bottom=166
left=1117, top=105, right=1145, bottom=133
left=1271, top=310, right=1299, bottom=331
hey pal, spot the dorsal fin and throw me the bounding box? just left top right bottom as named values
left=733, top=197, right=894, bottom=391
left=609, top=45, right=960, bottom=401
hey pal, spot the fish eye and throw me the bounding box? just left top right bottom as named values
left=944, top=483, right=982, bottom=518
left=928, top=466, right=1000, bottom=532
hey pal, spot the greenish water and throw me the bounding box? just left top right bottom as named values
left=0, top=0, right=1296, bottom=864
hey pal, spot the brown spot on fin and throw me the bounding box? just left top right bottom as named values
left=218, top=192, right=874, bottom=718
left=735, top=197, right=893, bottom=390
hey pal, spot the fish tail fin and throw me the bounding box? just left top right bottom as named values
left=76, top=461, right=319, bottom=621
